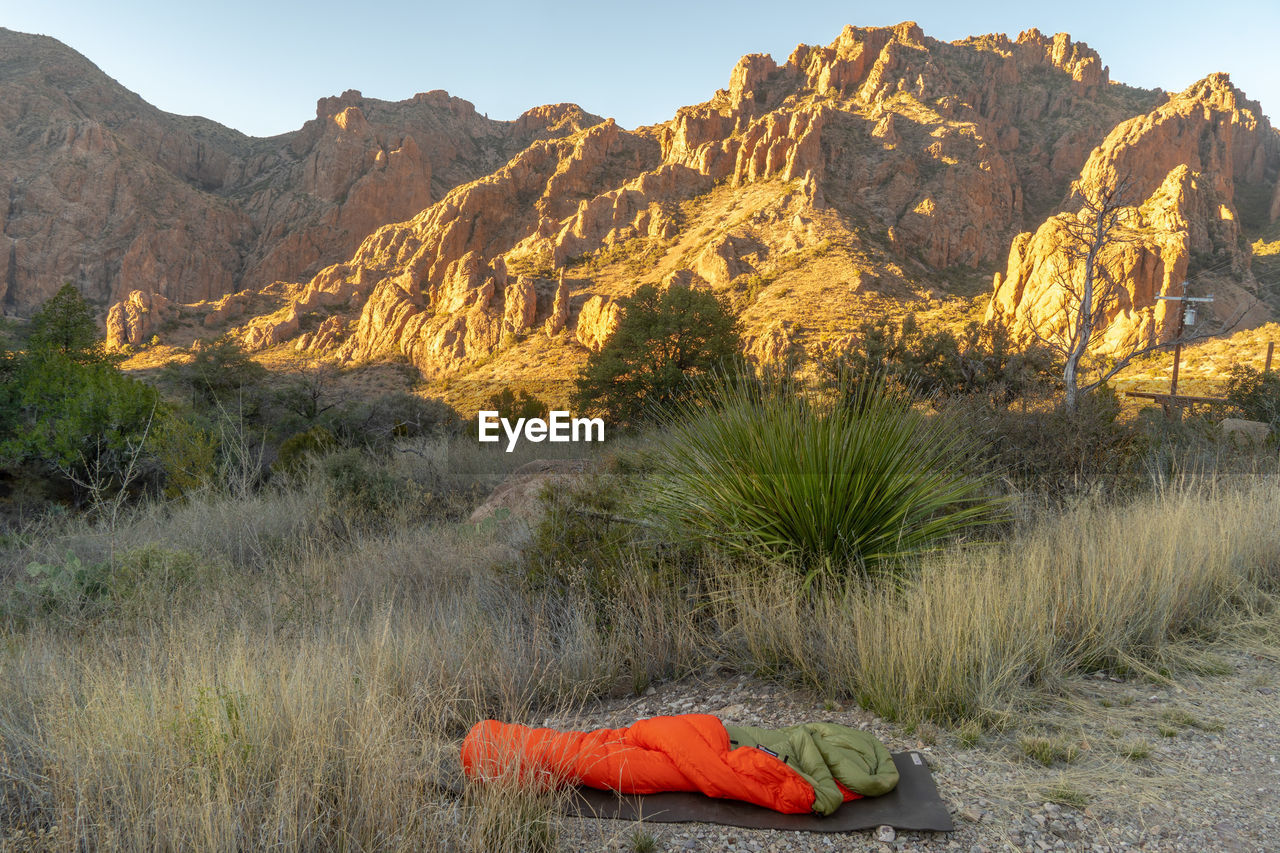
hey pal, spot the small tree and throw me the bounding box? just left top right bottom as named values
left=1024, top=178, right=1138, bottom=410
left=28, top=283, right=106, bottom=364
left=482, top=387, right=550, bottom=421
left=1018, top=176, right=1232, bottom=410
left=572, top=284, right=741, bottom=426
left=163, top=335, right=267, bottom=416
left=1225, top=364, right=1280, bottom=427
left=273, top=357, right=344, bottom=431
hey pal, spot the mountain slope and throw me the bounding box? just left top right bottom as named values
left=183, top=22, right=1276, bottom=397
left=0, top=27, right=600, bottom=313
left=2, top=23, right=1277, bottom=405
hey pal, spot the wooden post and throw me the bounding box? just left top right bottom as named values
left=1167, top=285, right=1189, bottom=414
left=1170, top=342, right=1182, bottom=397
left=1266, top=341, right=1275, bottom=374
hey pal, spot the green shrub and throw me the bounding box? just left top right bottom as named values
left=519, top=474, right=642, bottom=598
left=645, top=374, right=1004, bottom=573
left=275, top=426, right=337, bottom=474
left=3, top=351, right=160, bottom=490
left=318, top=449, right=423, bottom=532
left=572, top=283, right=742, bottom=427
left=151, top=413, right=219, bottom=499
left=1, top=287, right=156, bottom=494
left=481, top=388, right=550, bottom=422
left=1225, top=364, right=1280, bottom=427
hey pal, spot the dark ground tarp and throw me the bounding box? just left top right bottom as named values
left=566, top=751, right=954, bottom=833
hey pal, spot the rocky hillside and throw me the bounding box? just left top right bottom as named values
left=989, top=74, right=1279, bottom=355
left=3, top=23, right=1277, bottom=401
left=0, top=27, right=599, bottom=313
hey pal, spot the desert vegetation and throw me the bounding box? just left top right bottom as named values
left=2, top=287, right=1279, bottom=851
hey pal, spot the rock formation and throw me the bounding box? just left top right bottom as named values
left=988, top=75, right=1279, bottom=354
left=104, top=290, right=170, bottom=348
left=0, top=27, right=598, bottom=328
left=544, top=272, right=570, bottom=337
left=575, top=296, right=622, bottom=352
left=2, top=22, right=1277, bottom=390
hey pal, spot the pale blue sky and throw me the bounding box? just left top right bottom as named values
left=2, top=1, right=1277, bottom=137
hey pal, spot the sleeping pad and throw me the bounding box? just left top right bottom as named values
left=461, top=714, right=899, bottom=815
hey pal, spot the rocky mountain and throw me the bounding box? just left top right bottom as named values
left=989, top=74, right=1279, bottom=355
left=0, top=27, right=599, bottom=314
left=2, top=23, right=1277, bottom=399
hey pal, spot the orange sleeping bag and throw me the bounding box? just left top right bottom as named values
left=461, top=713, right=898, bottom=816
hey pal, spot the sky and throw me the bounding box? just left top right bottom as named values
left=1, top=0, right=1277, bottom=137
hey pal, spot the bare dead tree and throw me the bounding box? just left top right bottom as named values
left=276, top=355, right=346, bottom=423
left=1020, top=175, right=1236, bottom=410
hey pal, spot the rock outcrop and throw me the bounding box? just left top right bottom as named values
left=988, top=75, right=1279, bottom=354
left=468, top=459, right=590, bottom=530
left=4, top=23, right=1277, bottom=389
left=575, top=295, right=622, bottom=352
left=0, top=28, right=599, bottom=332
left=104, top=290, right=170, bottom=348
left=544, top=272, right=570, bottom=336
left=655, top=24, right=1145, bottom=270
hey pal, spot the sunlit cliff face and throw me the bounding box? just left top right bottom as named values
left=2, top=24, right=1275, bottom=397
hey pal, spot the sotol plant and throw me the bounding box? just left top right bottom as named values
left=644, top=373, right=1004, bottom=574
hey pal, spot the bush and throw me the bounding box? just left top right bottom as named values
left=151, top=413, right=219, bottom=499
left=13, top=551, right=112, bottom=614
left=943, top=387, right=1144, bottom=496
left=1225, top=364, right=1280, bottom=428
left=274, top=426, right=337, bottom=474
left=481, top=388, right=549, bottom=422
left=327, top=392, right=460, bottom=449
left=819, top=315, right=1056, bottom=407
left=946, top=386, right=1270, bottom=500
left=572, top=283, right=742, bottom=427
left=517, top=468, right=661, bottom=599
left=318, top=449, right=424, bottom=533
left=645, top=374, right=1004, bottom=574
left=7, top=546, right=202, bottom=619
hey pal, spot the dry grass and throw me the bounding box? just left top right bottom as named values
left=1115, top=321, right=1280, bottom=397
left=1, top=444, right=1278, bottom=849
left=706, top=478, right=1280, bottom=725
left=0, top=519, right=691, bottom=849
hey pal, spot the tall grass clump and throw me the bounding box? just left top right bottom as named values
left=645, top=374, right=1005, bottom=572
left=708, top=478, right=1280, bottom=725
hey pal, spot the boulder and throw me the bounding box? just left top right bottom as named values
left=1220, top=418, right=1271, bottom=444
left=469, top=459, right=590, bottom=531
left=105, top=290, right=170, bottom=349
left=575, top=295, right=622, bottom=352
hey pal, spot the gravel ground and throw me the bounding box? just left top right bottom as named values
left=548, top=648, right=1279, bottom=852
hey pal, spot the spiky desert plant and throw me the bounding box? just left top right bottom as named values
left=644, top=373, right=1003, bottom=574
